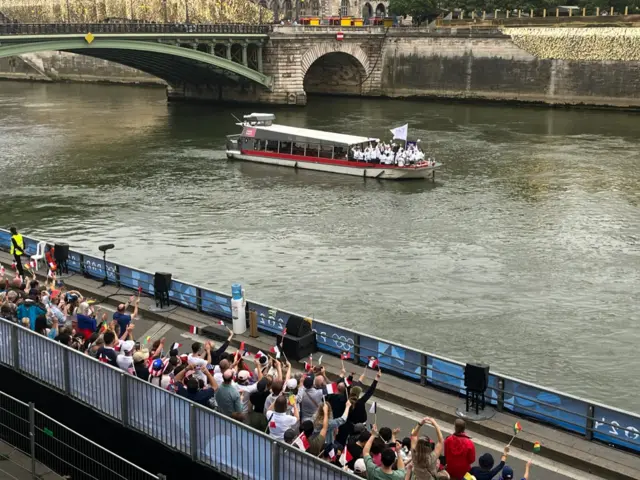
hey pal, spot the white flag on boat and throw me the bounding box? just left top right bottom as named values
left=390, top=124, right=408, bottom=141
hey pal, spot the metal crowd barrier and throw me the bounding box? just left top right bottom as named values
left=0, top=318, right=358, bottom=480
left=0, top=23, right=272, bottom=36
left=1, top=228, right=640, bottom=455
left=0, top=389, right=161, bottom=480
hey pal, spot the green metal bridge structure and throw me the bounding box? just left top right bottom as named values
left=0, top=22, right=272, bottom=90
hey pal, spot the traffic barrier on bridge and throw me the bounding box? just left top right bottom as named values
left=0, top=317, right=359, bottom=479
left=1, top=228, right=640, bottom=454
left=0, top=22, right=272, bottom=35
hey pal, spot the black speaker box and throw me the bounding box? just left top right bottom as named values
left=464, top=363, right=490, bottom=393
left=154, top=272, right=172, bottom=294
left=286, top=315, right=312, bottom=337
left=54, top=243, right=69, bottom=262
left=280, top=331, right=316, bottom=361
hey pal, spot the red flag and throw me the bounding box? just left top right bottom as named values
left=368, top=357, right=379, bottom=369
left=218, top=320, right=225, bottom=326
left=270, top=345, right=281, bottom=358
left=304, top=361, right=312, bottom=372
left=189, top=325, right=198, bottom=335
left=292, top=433, right=310, bottom=451
left=138, top=286, right=142, bottom=294
left=341, top=351, right=351, bottom=360
left=339, top=446, right=352, bottom=466
left=324, top=382, right=338, bottom=395
left=239, top=341, right=245, bottom=352
left=255, top=350, right=265, bottom=360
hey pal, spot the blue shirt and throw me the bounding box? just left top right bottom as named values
left=113, top=311, right=131, bottom=334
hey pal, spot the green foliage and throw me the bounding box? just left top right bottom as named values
left=388, top=0, right=440, bottom=24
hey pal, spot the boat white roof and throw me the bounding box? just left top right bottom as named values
left=252, top=123, right=377, bottom=146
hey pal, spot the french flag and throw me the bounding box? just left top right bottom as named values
left=339, top=446, right=353, bottom=466
left=292, top=432, right=310, bottom=451
left=368, top=357, right=379, bottom=369
left=170, top=342, right=182, bottom=352
left=324, top=382, right=339, bottom=395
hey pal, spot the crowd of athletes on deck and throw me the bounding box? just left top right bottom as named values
left=2, top=231, right=534, bottom=480
left=350, top=141, right=437, bottom=167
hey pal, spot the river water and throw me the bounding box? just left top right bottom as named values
left=1, top=81, right=638, bottom=411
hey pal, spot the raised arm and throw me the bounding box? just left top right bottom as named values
left=524, top=460, right=532, bottom=480
left=360, top=370, right=381, bottom=404
left=363, top=424, right=377, bottom=456
left=202, top=366, right=219, bottom=391
left=319, top=403, right=330, bottom=439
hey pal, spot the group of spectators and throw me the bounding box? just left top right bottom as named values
left=1, top=228, right=535, bottom=480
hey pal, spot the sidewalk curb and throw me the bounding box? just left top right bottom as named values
left=11, top=265, right=637, bottom=480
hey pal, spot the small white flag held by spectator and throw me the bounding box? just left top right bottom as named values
left=369, top=401, right=377, bottom=414
left=318, top=355, right=323, bottom=365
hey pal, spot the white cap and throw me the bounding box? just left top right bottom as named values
left=286, top=378, right=298, bottom=390
left=121, top=341, right=135, bottom=353
left=354, top=458, right=366, bottom=473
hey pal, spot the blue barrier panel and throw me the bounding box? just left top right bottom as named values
left=67, top=250, right=82, bottom=273
left=313, top=320, right=355, bottom=357
left=196, top=407, right=271, bottom=480
left=0, top=319, right=13, bottom=367
left=201, top=289, right=232, bottom=319
left=358, top=335, right=421, bottom=380
left=23, top=237, right=37, bottom=256
left=486, top=374, right=500, bottom=406
left=0, top=230, right=11, bottom=249
left=169, top=281, right=197, bottom=310
left=127, top=378, right=190, bottom=454
left=82, top=254, right=117, bottom=283
left=69, top=352, right=122, bottom=421
left=503, top=379, right=588, bottom=435
left=119, top=266, right=154, bottom=293
left=427, top=357, right=465, bottom=395
left=249, top=302, right=290, bottom=336
left=593, top=405, right=640, bottom=453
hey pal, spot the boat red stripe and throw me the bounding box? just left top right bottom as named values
left=241, top=150, right=429, bottom=170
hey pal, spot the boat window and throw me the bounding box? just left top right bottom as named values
left=292, top=142, right=306, bottom=155
left=334, top=146, right=347, bottom=160
left=243, top=138, right=258, bottom=150
left=256, top=139, right=266, bottom=150
left=306, top=144, right=320, bottom=157
left=266, top=140, right=279, bottom=153
left=279, top=141, right=293, bottom=154
left=319, top=145, right=333, bottom=159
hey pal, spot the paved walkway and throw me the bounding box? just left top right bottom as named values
left=3, top=251, right=640, bottom=480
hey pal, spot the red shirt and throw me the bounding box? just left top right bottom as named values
left=444, top=433, right=476, bottom=479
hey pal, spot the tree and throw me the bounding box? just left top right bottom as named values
left=389, top=0, right=440, bottom=25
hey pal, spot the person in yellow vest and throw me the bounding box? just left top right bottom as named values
left=10, top=226, right=25, bottom=278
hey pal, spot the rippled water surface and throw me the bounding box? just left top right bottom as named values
left=1, top=81, right=639, bottom=410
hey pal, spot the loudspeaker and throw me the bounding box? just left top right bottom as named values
left=286, top=315, right=312, bottom=337
left=464, top=363, right=490, bottom=393
left=54, top=243, right=69, bottom=262
left=281, top=330, right=316, bottom=361
left=154, top=272, right=172, bottom=294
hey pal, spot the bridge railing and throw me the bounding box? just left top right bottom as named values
left=0, top=23, right=271, bottom=36
left=0, top=317, right=358, bottom=480
left=2, top=228, right=640, bottom=455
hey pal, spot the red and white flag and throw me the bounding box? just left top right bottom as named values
left=269, top=345, right=281, bottom=359
left=343, top=377, right=351, bottom=387
left=324, top=382, right=339, bottom=395
left=327, top=447, right=336, bottom=461
left=368, top=357, right=379, bottom=369
left=217, top=320, right=225, bottom=326
left=304, top=361, right=312, bottom=372
left=292, top=433, right=310, bottom=451
left=255, top=350, right=265, bottom=360
left=189, top=325, right=199, bottom=335
left=170, top=342, right=181, bottom=351
left=339, top=446, right=353, bottom=466
left=341, top=351, right=351, bottom=360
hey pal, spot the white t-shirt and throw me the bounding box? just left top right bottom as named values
left=237, top=383, right=258, bottom=413
left=188, top=354, right=207, bottom=381
left=116, top=354, right=134, bottom=372
left=266, top=411, right=298, bottom=441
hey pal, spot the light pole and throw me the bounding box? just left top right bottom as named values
left=185, top=0, right=190, bottom=24
left=66, top=0, right=71, bottom=22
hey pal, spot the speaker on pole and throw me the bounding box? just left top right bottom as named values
left=54, top=242, right=69, bottom=274
left=464, top=363, right=490, bottom=415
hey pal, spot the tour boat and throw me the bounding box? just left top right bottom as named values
left=225, top=113, right=441, bottom=181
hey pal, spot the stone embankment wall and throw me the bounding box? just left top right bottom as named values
left=0, top=51, right=163, bottom=85
left=380, top=27, right=640, bottom=108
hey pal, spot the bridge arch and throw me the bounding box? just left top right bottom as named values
left=0, top=38, right=271, bottom=88
left=302, top=43, right=370, bottom=96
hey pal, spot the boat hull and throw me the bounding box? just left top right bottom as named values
left=226, top=151, right=440, bottom=180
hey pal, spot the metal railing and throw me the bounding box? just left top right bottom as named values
left=0, top=22, right=271, bottom=36
left=0, top=318, right=359, bottom=480
left=2, top=228, right=640, bottom=455
left=0, top=389, right=162, bottom=480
